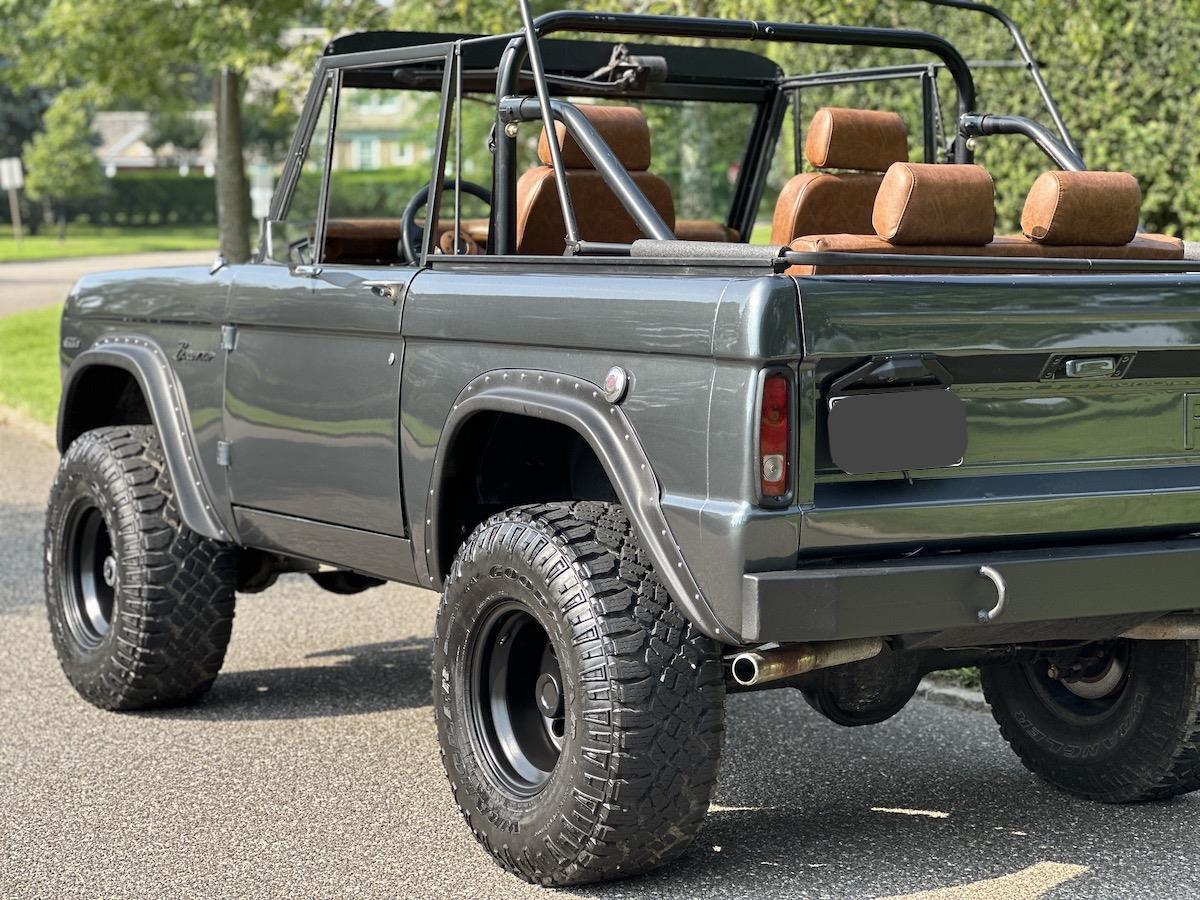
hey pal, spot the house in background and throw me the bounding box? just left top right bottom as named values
left=89, top=30, right=433, bottom=180
left=92, top=110, right=217, bottom=176
left=92, top=98, right=430, bottom=179
left=328, top=88, right=432, bottom=173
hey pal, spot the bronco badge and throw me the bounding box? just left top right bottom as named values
left=175, top=340, right=216, bottom=363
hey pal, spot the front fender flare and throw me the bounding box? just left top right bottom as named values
left=427, top=369, right=733, bottom=642
left=58, top=337, right=230, bottom=542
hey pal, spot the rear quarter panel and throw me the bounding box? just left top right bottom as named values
left=401, top=263, right=801, bottom=634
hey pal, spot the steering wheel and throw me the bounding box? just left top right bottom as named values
left=400, top=178, right=492, bottom=264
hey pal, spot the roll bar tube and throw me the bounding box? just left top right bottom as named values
left=919, top=0, right=1081, bottom=159
left=491, top=10, right=979, bottom=255
left=960, top=113, right=1085, bottom=172
left=497, top=96, right=674, bottom=245
left=515, top=0, right=580, bottom=249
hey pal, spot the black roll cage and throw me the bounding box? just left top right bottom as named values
left=490, top=9, right=984, bottom=255
left=276, top=2, right=1199, bottom=274
left=485, top=3, right=1097, bottom=257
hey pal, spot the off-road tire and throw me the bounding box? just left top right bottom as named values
left=433, top=501, right=725, bottom=886
left=981, top=639, right=1200, bottom=802
left=45, top=425, right=237, bottom=710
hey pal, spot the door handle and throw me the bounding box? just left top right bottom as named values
left=363, top=280, right=401, bottom=301
left=292, top=264, right=322, bottom=278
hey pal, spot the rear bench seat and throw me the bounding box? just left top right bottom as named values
left=787, top=165, right=1184, bottom=275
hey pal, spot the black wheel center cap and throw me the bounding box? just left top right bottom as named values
left=536, top=671, right=562, bottom=717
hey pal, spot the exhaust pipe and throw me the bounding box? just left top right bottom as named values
left=1121, top=615, right=1200, bottom=640
left=728, top=638, right=884, bottom=687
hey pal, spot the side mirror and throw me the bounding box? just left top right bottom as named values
left=209, top=254, right=227, bottom=276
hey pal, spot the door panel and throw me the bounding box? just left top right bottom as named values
left=224, top=263, right=410, bottom=536
left=220, top=47, right=451, bottom=540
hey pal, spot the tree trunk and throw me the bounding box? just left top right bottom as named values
left=215, top=67, right=251, bottom=263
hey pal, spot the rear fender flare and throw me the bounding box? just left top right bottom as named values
left=426, top=368, right=732, bottom=642
left=58, top=337, right=230, bottom=542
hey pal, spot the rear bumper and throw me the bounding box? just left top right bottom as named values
left=741, top=538, right=1200, bottom=645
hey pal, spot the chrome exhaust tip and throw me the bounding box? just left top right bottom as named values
left=727, top=638, right=884, bottom=688
left=730, top=652, right=768, bottom=686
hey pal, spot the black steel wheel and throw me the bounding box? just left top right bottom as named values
left=60, top=502, right=117, bottom=650
left=44, top=426, right=237, bottom=710
left=469, top=602, right=565, bottom=795
left=982, top=638, right=1200, bottom=802
left=433, top=501, right=725, bottom=886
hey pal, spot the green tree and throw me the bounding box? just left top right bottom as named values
left=1, top=0, right=384, bottom=261
left=23, top=92, right=107, bottom=239
left=242, top=91, right=300, bottom=167
left=0, top=68, right=50, bottom=159
left=0, top=60, right=53, bottom=234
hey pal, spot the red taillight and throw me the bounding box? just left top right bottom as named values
left=759, top=372, right=790, bottom=499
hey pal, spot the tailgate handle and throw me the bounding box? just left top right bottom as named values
left=1064, top=356, right=1117, bottom=378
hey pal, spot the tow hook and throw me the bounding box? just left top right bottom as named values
left=977, top=565, right=1008, bottom=623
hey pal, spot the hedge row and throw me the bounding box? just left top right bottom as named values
left=0, top=166, right=465, bottom=228
left=0, top=170, right=217, bottom=227
left=292, top=168, right=436, bottom=219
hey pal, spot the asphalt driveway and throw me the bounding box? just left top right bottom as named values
left=2, top=423, right=1198, bottom=899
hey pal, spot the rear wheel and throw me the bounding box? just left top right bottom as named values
left=44, top=426, right=237, bottom=710
left=433, top=501, right=725, bottom=886
left=981, top=639, right=1200, bottom=802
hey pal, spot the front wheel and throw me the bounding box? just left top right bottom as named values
left=44, top=426, right=237, bottom=710
left=981, top=639, right=1200, bottom=802
left=433, top=501, right=725, bottom=886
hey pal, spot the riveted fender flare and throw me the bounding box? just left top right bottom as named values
left=58, top=338, right=231, bottom=542
left=426, top=368, right=735, bottom=642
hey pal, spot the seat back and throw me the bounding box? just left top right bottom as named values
left=516, top=105, right=675, bottom=255
left=770, top=107, right=909, bottom=245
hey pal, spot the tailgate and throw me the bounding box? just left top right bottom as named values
left=795, top=274, right=1200, bottom=557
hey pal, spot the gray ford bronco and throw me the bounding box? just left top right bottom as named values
left=44, top=0, right=1200, bottom=886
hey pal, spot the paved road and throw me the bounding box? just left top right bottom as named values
left=0, top=251, right=215, bottom=315
left=2, top=423, right=1198, bottom=899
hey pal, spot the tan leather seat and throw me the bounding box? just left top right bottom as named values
left=787, top=164, right=1184, bottom=275
left=675, top=219, right=740, bottom=243
left=770, top=107, right=910, bottom=245
left=516, top=106, right=675, bottom=255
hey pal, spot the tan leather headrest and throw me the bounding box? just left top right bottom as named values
left=873, top=163, right=995, bottom=246
left=805, top=108, right=909, bottom=173
left=537, top=105, right=651, bottom=171
left=1021, top=170, right=1141, bottom=246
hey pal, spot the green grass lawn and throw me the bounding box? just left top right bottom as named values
left=0, top=305, right=61, bottom=424
left=749, top=222, right=772, bottom=244
left=931, top=667, right=982, bottom=690
left=0, top=225, right=217, bottom=263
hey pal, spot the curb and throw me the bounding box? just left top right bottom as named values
left=0, top=406, right=55, bottom=447
left=916, top=678, right=990, bottom=713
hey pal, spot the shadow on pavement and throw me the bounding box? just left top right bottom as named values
left=153, top=637, right=434, bottom=721
left=571, top=692, right=1196, bottom=897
